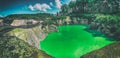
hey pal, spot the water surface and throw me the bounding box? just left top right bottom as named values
left=40, top=25, right=114, bottom=58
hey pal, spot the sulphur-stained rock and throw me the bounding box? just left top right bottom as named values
left=1, top=17, right=58, bottom=49
left=6, top=19, right=57, bottom=49
left=7, top=25, right=47, bottom=49
left=0, top=36, right=52, bottom=58
left=81, top=41, right=120, bottom=58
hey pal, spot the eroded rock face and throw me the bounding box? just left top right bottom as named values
left=10, top=19, right=38, bottom=26
left=0, top=36, right=52, bottom=58
left=9, top=26, right=46, bottom=49
left=7, top=19, right=57, bottom=49
left=81, top=42, right=120, bottom=58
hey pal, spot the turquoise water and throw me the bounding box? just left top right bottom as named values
left=40, top=25, right=114, bottom=58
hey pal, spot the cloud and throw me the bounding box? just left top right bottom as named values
left=55, top=0, right=62, bottom=9
left=71, top=0, right=76, bottom=1
left=28, top=3, right=51, bottom=12
left=50, top=2, right=53, bottom=6
left=28, top=5, right=34, bottom=11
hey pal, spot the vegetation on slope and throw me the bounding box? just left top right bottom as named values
left=59, top=0, right=120, bottom=15
left=5, top=13, right=53, bottom=19
left=81, top=41, right=120, bottom=58
left=0, top=0, right=119, bottom=58
left=0, top=36, right=52, bottom=58
left=59, top=0, right=120, bottom=40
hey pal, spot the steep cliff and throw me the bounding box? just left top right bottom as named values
left=6, top=19, right=57, bottom=49
left=58, top=0, right=120, bottom=40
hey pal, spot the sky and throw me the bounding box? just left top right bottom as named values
left=0, top=0, right=75, bottom=17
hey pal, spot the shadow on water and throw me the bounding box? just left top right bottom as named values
left=84, top=27, right=116, bottom=41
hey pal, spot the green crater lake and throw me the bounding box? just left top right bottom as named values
left=40, top=25, right=114, bottom=58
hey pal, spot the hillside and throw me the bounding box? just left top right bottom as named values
left=0, top=36, right=52, bottom=58
left=81, top=41, right=120, bottom=58
left=58, top=0, right=120, bottom=40
left=0, top=0, right=120, bottom=58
